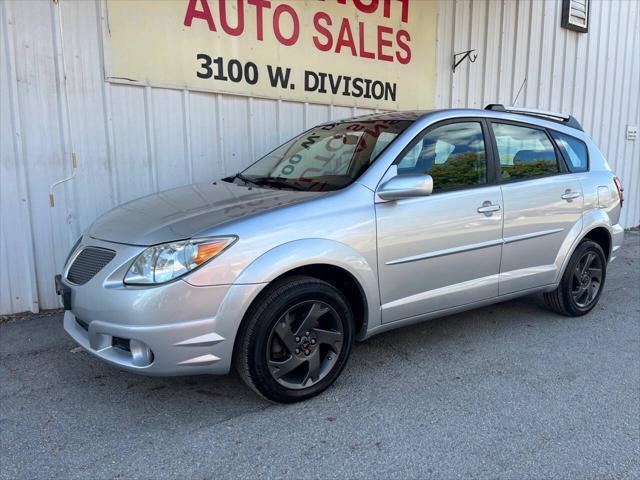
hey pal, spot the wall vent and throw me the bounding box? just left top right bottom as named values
left=562, top=0, right=589, bottom=33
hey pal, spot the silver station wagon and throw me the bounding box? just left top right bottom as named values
left=57, top=105, right=625, bottom=402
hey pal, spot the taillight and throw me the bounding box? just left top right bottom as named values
left=613, top=177, right=624, bottom=206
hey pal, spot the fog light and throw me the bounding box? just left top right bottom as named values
left=129, top=339, right=153, bottom=367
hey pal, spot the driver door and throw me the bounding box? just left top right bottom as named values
left=375, top=120, right=503, bottom=323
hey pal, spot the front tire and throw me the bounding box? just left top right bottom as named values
left=234, top=276, right=354, bottom=403
left=544, top=239, right=607, bottom=316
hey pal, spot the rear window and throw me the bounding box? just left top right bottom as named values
left=550, top=131, right=589, bottom=172
left=491, top=123, right=559, bottom=181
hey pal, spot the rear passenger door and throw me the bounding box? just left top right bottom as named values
left=490, top=121, right=583, bottom=295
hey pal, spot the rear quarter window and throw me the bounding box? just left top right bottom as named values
left=550, top=131, right=589, bottom=172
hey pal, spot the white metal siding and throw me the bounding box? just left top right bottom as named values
left=436, top=0, right=639, bottom=228
left=1, top=0, right=638, bottom=314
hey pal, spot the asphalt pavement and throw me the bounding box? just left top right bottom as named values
left=1, top=232, right=639, bottom=479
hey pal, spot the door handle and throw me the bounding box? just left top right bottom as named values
left=561, top=190, right=581, bottom=201
left=477, top=203, right=501, bottom=214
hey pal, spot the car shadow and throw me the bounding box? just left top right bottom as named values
left=61, top=293, right=558, bottom=419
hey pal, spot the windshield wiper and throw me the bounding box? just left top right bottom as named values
left=252, top=177, right=306, bottom=191
left=231, top=172, right=262, bottom=187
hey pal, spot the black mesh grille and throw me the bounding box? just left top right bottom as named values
left=112, top=336, right=130, bottom=352
left=66, top=247, right=116, bottom=285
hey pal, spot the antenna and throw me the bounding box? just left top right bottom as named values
left=512, top=77, right=527, bottom=106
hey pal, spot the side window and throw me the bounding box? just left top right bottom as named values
left=550, top=131, right=589, bottom=172
left=491, top=123, right=559, bottom=181
left=395, top=122, right=488, bottom=191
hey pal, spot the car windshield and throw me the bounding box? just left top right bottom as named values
left=225, top=119, right=412, bottom=191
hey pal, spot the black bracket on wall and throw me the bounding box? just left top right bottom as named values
left=452, top=49, right=477, bottom=72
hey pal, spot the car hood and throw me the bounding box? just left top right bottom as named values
left=88, top=182, right=318, bottom=245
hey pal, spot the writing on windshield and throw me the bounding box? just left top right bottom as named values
left=238, top=119, right=411, bottom=191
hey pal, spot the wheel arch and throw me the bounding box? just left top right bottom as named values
left=582, top=226, right=612, bottom=260
left=556, top=208, right=614, bottom=285
left=264, top=264, right=368, bottom=338
left=233, top=239, right=380, bottom=341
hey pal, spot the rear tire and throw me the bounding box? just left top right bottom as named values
left=544, top=240, right=607, bottom=316
left=234, top=275, right=354, bottom=403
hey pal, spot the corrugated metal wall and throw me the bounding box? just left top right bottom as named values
left=435, top=0, right=639, bottom=225
left=1, top=0, right=638, bottom=315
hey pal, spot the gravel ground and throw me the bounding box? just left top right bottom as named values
left=1, top=232, right=638, bottom=480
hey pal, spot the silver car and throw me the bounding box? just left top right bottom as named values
left=57, top=105, right=625, bottom=402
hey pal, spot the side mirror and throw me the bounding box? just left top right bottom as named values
left=377, top=174, right=433, bottom=201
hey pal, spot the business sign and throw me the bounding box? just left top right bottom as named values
left=103, top=0, right=437, bottom=110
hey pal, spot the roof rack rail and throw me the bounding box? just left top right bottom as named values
left=484, top=104, right=583, bottom=131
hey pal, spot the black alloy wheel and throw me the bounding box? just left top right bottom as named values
left=544, top=239, right=607, bottom=316
left=570, top=250, right=604, bottom=308
left=266, top=300, right=344, bottom=389
left=235, top=276, right=354, bottom=403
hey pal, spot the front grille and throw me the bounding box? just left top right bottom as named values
left=66, top=247, right=116, bottom=285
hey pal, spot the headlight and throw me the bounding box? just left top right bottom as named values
left=124, top=237, right=237, bottom=285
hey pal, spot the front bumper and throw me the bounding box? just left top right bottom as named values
left=64, top=309, right=227, bottom=375
left=58, top=238, right=266, bottom=376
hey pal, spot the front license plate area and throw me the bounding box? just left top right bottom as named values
left=55, top=274, right=72, bottom=310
